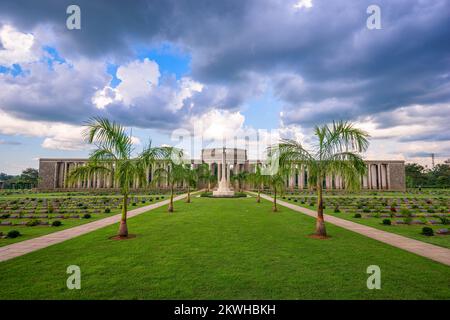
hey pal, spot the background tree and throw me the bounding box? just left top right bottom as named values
left=152, top=147, right=185, bottom=212
left=68, top=117, right=158, bottom=237
left=231, top=171, right=248, bottom=192
left=246, top=164, right=265, bottom=203
left=19, top=168, right=39, bottom=188
left=264, top=172, right=286, bottom=212
left=183, top=164, right=197, bottom=203
left=197, top=163, right=213, bottom=191
left=277, top=121, right=369, bottom=237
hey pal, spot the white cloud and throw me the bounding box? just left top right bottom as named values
left=293, top=0, right=313, bottom=10
left=92, top=86, right=122, bottom=109
left=192, top=109, right=245, bottom=141
left=130, top=136, right=141, bottom=145
left=115, top=58, right=160, bottom=106
left=0, top=25, right=39, bottom=66
left=0, top=111, right=85, bottom=150
left=170, top=77, right=203, bottom=111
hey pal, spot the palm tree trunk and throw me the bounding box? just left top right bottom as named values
left=273, top=187, right=278, bottom=212
left=315, top=183, right=327, bottom=236
left=257, top=187, right=261, bottom=203
left=186, top=185, right=191, bottom=203
left=207, top=181, right=210, bottom=192
left=118, top=194, right=128, bottom=237
left=168, top=184, right=174, bottom=212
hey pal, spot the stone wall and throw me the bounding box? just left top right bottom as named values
left=38, top=160, right=56, bottom=189
left=388, top=162, right=406, bottom=191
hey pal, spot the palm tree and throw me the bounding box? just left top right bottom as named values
left=68, top=117, right=158, bottom=237
left=183, top=164, right=197, bottom=203
left=247, top=164, right=265, bottom=203
left=152, top=147, right=185, bottom=212
left=277, top=121, right=369, bottom=237
left=265, top=172, right=286, bottom=212
left=231, top=171, right=248, bottom=192
left=196, top=163, right=213, bottom=191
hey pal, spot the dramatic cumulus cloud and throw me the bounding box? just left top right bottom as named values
left=0, top=0, right=449, bottom=162
left=0, top=25, right=39, bottom=66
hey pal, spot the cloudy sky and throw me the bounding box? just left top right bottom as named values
left=0, top=0, right=449, bottom=174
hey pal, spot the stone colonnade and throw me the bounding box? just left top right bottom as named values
left=281, top=162, right=391, bottom=190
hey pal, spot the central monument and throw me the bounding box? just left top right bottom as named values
left=212, top=147, right=235, bottom=197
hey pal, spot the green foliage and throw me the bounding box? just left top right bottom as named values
left=26, top=219, right=40, bottom=227
left=52, top=220, right=62, bottom=227
left=422, top=227, right=434, bottom=236
left=382, top=219, right=391, bottom=225
left=406, top=162, right=450, bottom=188
left=83, top=213, right=91, bottom=219
left=7, top=230, right=21, bottom=238
left=354, top=213, right=362, bottom=218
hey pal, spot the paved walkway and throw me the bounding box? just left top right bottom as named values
left=256, top=193, right=450, bottom=266
left=0, top=193, right=188, bottom=263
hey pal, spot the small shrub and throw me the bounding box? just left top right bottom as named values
left=362, top=208, right=371, bottom=213
left=1, top=213, right=10, bottom=219
left=334, top=205, right=340, bottom=213
left=7, top=230, right=21, bottom=238
left=382, top=219, right=391, bottom=225
left=104, top=208, right=111, bottom=213
left=437, top=216, right=449, bottom=225
left=400, top=207, right=410, bottom=215
left=353, top=213, right=362, bottom=218
left=83, top=213, right=91, bottom=219
left=26, top=219, right=40, bottom=227
left=421, top=227, right=434, bottom=236
left=132, top=202, right=137, bottom=206
left=52, top=220, right=62, bottom=227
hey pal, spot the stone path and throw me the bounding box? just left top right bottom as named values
left=257, top=193, right=450, bottom=266
left=0, top=194, right=188, bottom=263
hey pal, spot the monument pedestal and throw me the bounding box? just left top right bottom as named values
left=212, top=147, right=235, bottom=197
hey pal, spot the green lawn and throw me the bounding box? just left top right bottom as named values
left=282, top=198, right=450, bottom=248
left=0, top=196, right=449, bottom=300
left=0, top=196, right=165, bottom=247
left=329, top=210, right=450, bottom=248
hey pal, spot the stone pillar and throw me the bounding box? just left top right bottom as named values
left=370, top=164, right=378, bottom=189
left=386, top=163, right=391, bottom=190
left=362, top=174, right=368, bottom=189
left=325, top=175, right=332, bottom=189
left=367, top=164, right=372, bottom=190
left=289, top=174, right=295, bottom=191
left=53, top=162, right=58, bottom=189
left=377, top=164, right=382, bottom=190
left=298, top=167, right=305, bottom=189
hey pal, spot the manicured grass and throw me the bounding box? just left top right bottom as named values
left=0, top=196, right=449, bottom=299
left=285, top=199, right=450, bottom=248
left=329, top=210, right=450, bottom=248
left=0, top=196, right=165, bottom=247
